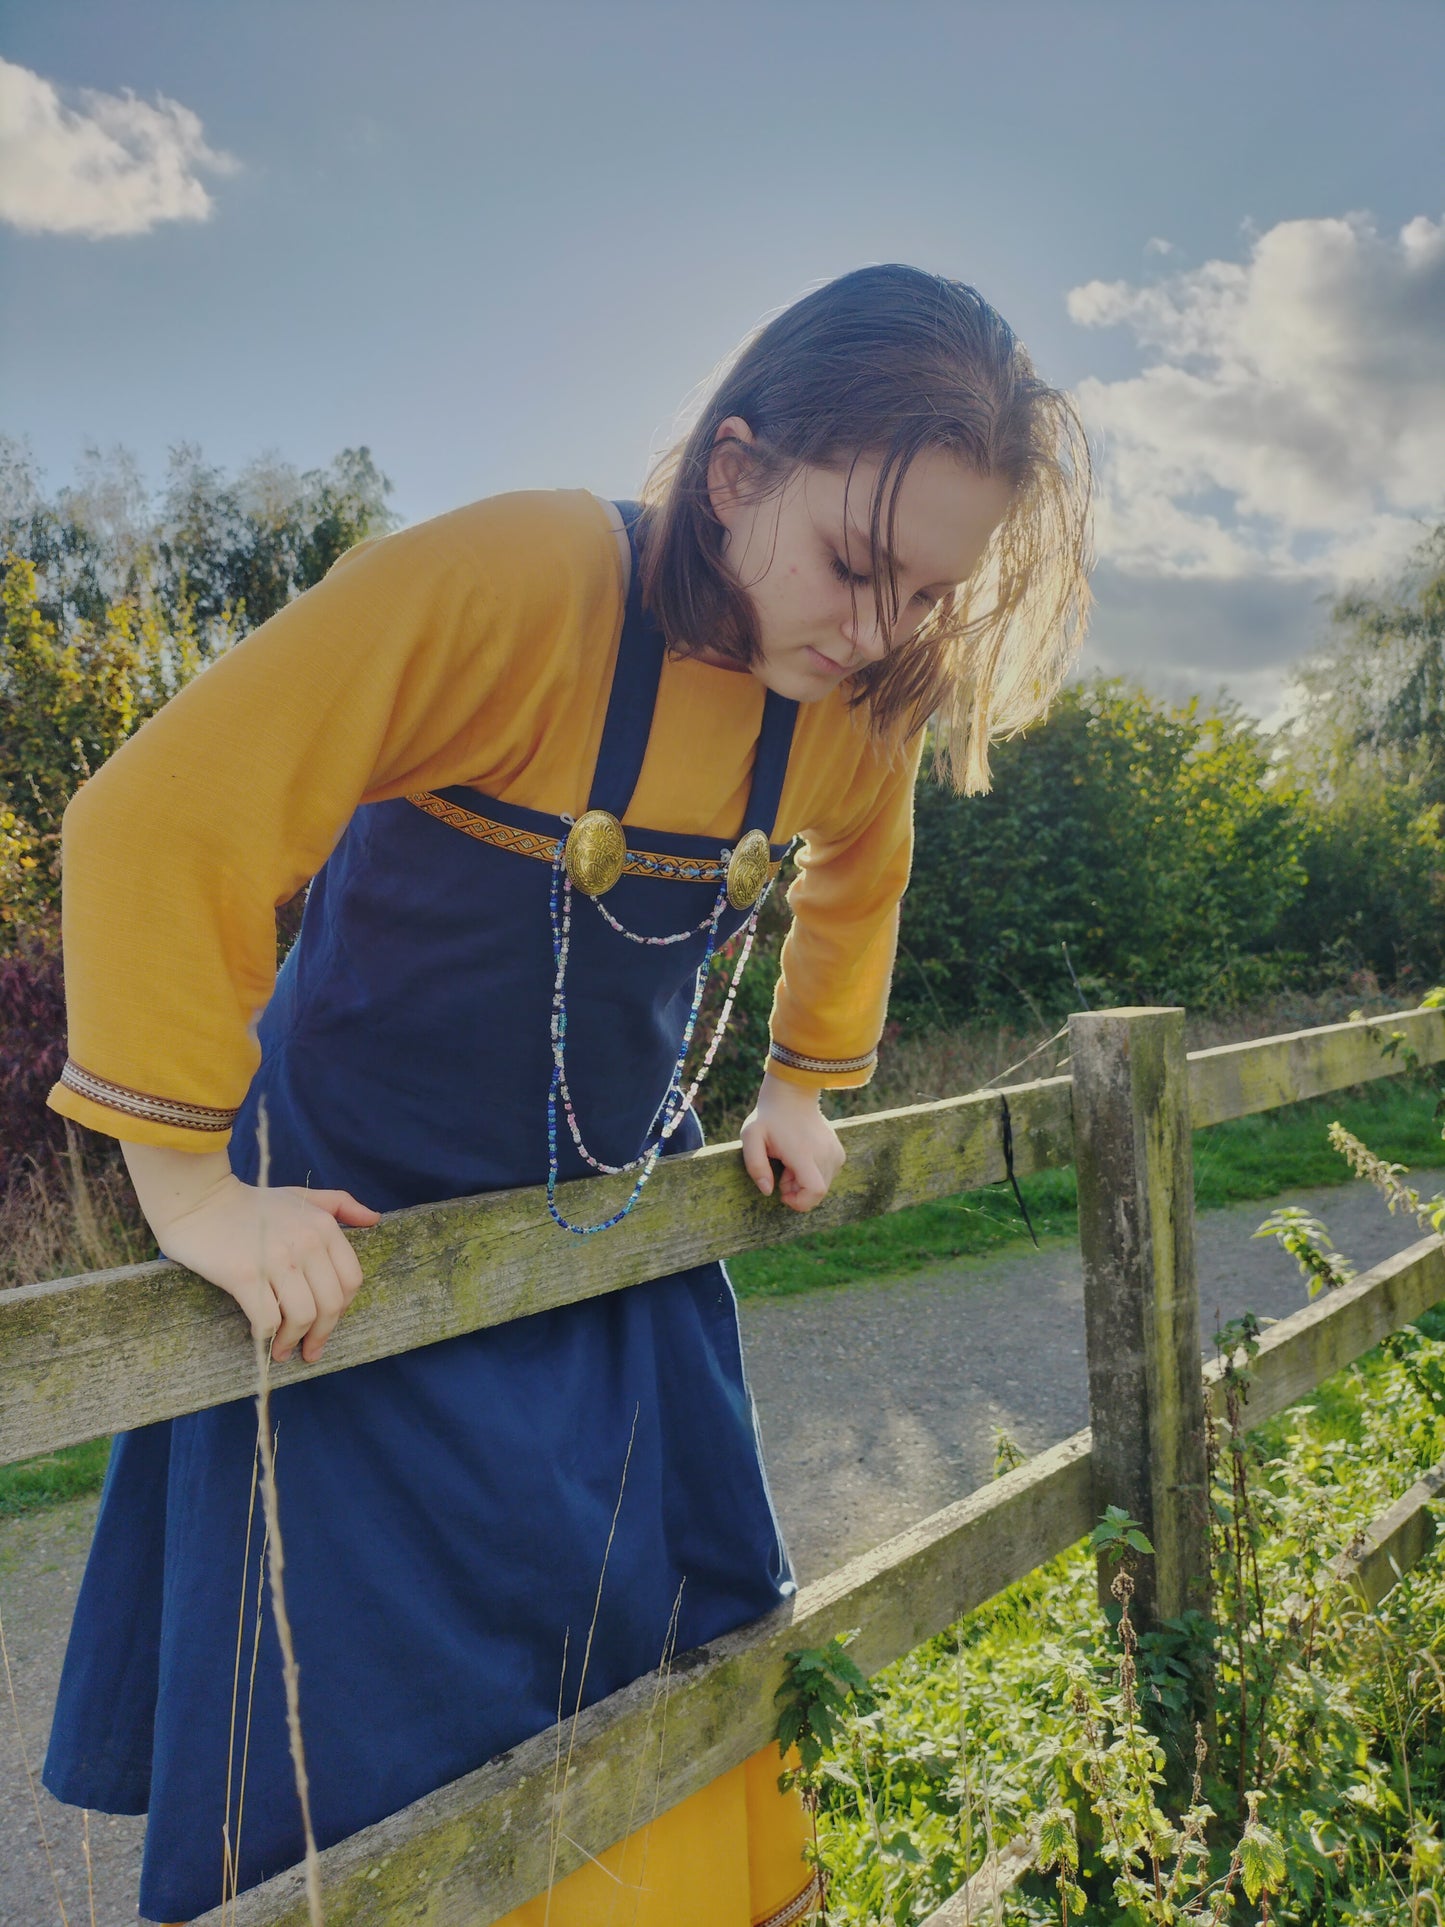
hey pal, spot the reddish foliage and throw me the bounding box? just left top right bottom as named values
left=0, top=929, right=68, bottom=1184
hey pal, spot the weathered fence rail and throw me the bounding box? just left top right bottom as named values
left=3, top=1003, right=1443, bottom=1925
left=5, top=1008, right=1439, bottom=1465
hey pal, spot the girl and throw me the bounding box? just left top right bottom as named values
left=42, top=264, right=1091, bottom=1926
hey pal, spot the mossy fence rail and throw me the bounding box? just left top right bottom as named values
left=4, top=1006, right=1445, bottom=1925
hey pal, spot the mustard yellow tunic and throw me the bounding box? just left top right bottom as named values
left=50, top=489, right=922, bottom=1925
left=50, top=489, right=921, bottom=1152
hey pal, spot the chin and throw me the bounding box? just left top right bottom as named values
left=761, top=666, right=828, bottom=703
left=754, top=652, right=842, bottom=702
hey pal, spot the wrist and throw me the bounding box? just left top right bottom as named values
left=121, top=1141, right=236, bottom=1241
left=760, top=1068, right=822, bottom=1106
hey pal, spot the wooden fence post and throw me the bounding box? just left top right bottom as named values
left=1069, top=1007, right=1212, bottom=1635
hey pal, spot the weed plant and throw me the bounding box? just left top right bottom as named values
left=786, top=1297, right=1445, bottom=1922
left=780, top=998, right=1445, bottom=1923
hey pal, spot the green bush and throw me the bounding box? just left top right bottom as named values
left=898, top=678, right=1311, bottom=1028
left=0, top=440, right=397, bottom=945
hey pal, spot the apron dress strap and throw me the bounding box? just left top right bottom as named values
left=586, top=503, right=667, bottom=821
left=590, top=501, right=799, bottom=845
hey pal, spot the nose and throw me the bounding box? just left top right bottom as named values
left=839, top=592, right=890, bottom=666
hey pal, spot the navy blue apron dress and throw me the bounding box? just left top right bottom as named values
left=44, top=504, right=800, bottom=1924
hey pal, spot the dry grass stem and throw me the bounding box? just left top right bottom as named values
left=0, top=1591, right=70, bottom=1925
left=0, top=1135, right=149, bottom=1291
left=252, top=1340, right=322, bottom=1924
left=80, top=1807, right=95, bottom=1927
left=608, top=1579, right=686, bottom=1927
left=814, top=983, right=1432, bottom=1126
left=544, top=1402, right=640, bottom=1925
left=252, top=1104, right=324, bottom=1927
left=222, top=1443, right=267, bottom=1925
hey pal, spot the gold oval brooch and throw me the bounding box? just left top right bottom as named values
left=726, top=828, right=772, bottom=910
left=562, top=810, right=628, bottom=897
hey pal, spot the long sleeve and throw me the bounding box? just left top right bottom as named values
left=765, top=726, right=925, bottom=1093
left=49, top=490, right=623, bottom=1151
left=49, top=483, right=927, bottom=1149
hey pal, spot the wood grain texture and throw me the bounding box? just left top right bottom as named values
left=1333, top=1455, right=1444, bottom=1612
left=1188, top=1005, right=1445, bottom=1130
left=1071, top=1009, right=1211, bottom=1628
left=1204, top=1233, right=1445, bottom=1432
left=0, top=1075, right=1074, bottom=1466
left=7, top=1005, right=1438, bottom=1466
left=201, top=1434, right=1096, bottom=1926
left=917, top=1828, right=1039, bottom=1924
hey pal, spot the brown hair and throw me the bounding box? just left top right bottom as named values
left=638, top=264, right=1093, bottom=794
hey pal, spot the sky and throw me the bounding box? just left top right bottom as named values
left=2, top=0, right=1442, bottom=729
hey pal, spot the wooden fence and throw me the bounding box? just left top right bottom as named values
left=4, top=1004, right=1444, bottom=1924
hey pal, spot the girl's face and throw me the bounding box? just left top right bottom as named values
left=706, top=421, right=1014, bottom=701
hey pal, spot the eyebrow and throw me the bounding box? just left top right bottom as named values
left=844, top=520, right=900, bottom=571
left=844, top=520, right=953, bottom=597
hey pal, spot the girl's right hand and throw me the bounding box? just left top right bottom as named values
left=121, top=1143, right=381, bottom=1364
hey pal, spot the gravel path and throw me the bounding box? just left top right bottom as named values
left=742, top=1167, right=1445, bottom=1584
left=3, top=1168, right=1439, bottom=1924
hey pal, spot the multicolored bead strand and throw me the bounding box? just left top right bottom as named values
left=544, top=850, right=777, bottom=1236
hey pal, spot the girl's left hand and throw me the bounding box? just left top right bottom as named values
left=740, top=1072, right=846, bottom=1213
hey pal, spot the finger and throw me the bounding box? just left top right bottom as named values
left=268, top=1261, right=318, bottom=1364
left=325, top=1220, right=365, bottom=1300
left=229, top=1274, right=283, bottom=1348
left=299, top=1188, right=382, bottom=1225
left=297, top=1251, right=347, bottom=1363
left=740, top=1123, right=775, bottom=1197
left=780, top=1159, right=827, bottom=1213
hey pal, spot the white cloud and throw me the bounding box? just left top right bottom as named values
left=0, top=56, right=237, bottom=239
left=1068, top=211, right=1445, bottom=590
left=1143, top=236, right=1176, bottom=257
left=1071, top=561, right=1337, bottom=732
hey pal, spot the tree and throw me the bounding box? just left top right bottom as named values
left=1285, top=517, right=1445, bottom=807
left=894, top=678, right=1313, bottom=1031
left=0, top=439, right=399, bottom=939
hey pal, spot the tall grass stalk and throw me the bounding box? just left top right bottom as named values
left=544, top=1402, right=639, bottom=1923
left=251, top=1107, right=324, bottom=1927
left=220, top=1442, right=267, bottom=1924
left=825, top=985, right=1430, bottom=1127
left=0, top=1126, right=150, bottom=1291
left=0, top=1590, right=73, bottom=1925
left=602, top=1580, right=686, bottom=1927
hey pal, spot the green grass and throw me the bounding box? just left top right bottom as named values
left=2, top=1073, right=1439, bottom=1520
left=729, top=1070, right=1444, bottom=1299
left=0, top=1436, right=111, bottom=1518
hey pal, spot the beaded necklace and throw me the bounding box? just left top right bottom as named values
left=545, top=841, right=777, bottom=1236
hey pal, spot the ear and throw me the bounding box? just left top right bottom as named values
left=706, top=416, right=756, bottom=526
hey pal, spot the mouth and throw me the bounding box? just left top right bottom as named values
left=805, top=646, right=848, bottom=675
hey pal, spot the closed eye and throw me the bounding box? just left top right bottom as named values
left=830, top=554, right=935, bottom=607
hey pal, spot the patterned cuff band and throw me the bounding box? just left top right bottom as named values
left=768, top=1041, right=879, bottom=1076
left=756, top=1868, right=826, bottom=1926
left=59, top=1059, right=238, bottom=1132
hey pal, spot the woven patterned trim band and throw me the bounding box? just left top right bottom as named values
left=769, top=1041, right=879, bottom=1076
left=408, top=792, right=783, bottom=886
left=755, top=1868, right=825, bottom=1927
left=60, top=1059, right=237, bottom=1132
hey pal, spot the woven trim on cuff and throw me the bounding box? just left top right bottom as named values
left=59, top=1059, right=238, bottom=1133
left=768, top=1041, right=879, bottom=1077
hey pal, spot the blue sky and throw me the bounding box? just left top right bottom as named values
left=3, top=0, right=1442, bottom=726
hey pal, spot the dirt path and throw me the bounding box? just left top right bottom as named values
left=3, top=1168, right=1439, bottom=1924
